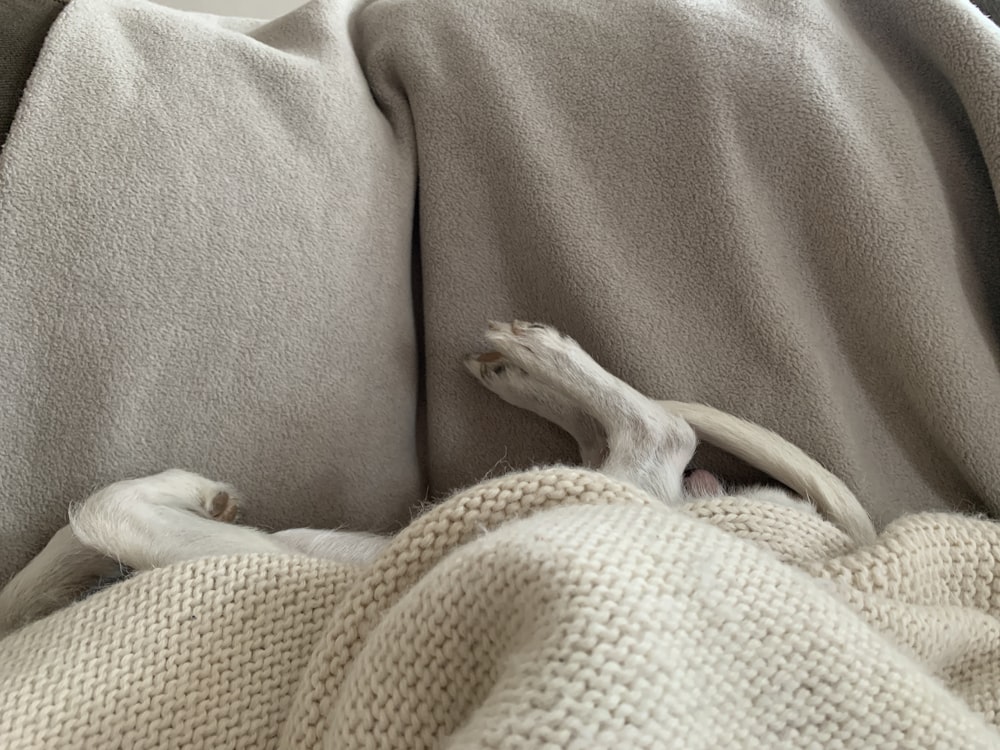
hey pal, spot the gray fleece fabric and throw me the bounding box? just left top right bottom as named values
left=0, top=0, right=998, bottom=583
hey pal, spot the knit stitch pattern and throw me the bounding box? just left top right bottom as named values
left=1, top=468, right=999, bottom=748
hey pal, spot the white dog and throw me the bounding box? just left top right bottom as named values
left=0, top=321, right=874, bottom=636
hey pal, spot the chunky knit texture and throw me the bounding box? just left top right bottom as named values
left=1, top=468, right=999, bottom=748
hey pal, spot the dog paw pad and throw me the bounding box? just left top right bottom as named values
left=207, top=491, right=239, bottom=523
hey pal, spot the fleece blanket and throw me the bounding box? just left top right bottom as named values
left=2, top=468, right=1000, bottom=748
left=1, top=0, right=1000, bottom=587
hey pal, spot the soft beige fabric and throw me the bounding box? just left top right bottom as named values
left=0, top=0, right=423, bottom=586
left=2, top=467, right=1000, bottom=748
left=1, top=0, right=1000, bottom=585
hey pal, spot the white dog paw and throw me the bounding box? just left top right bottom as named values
left=480, top=320, right=583, bottom=374
left=157, top=469, right=240, bottom=522
left=82, top=469, right=241, bottom=523
left=464, top=349, right=540, bottom=401
left=464, top=349, right=521, bottom=382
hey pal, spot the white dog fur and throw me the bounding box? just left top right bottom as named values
left=0, top=321, right=875, bottom=636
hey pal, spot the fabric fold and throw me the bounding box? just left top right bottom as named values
left=3, top=468, right=1000, bottom=748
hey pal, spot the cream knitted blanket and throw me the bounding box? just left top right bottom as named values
left=1, top=468, right=999, bottom=748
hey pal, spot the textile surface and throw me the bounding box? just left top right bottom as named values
left=3, top=468, right=1000, bottom=748
left=0, top=0, right=998, bottom=595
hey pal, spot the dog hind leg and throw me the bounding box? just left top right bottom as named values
left=469, top=321, right=697, bottom=504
